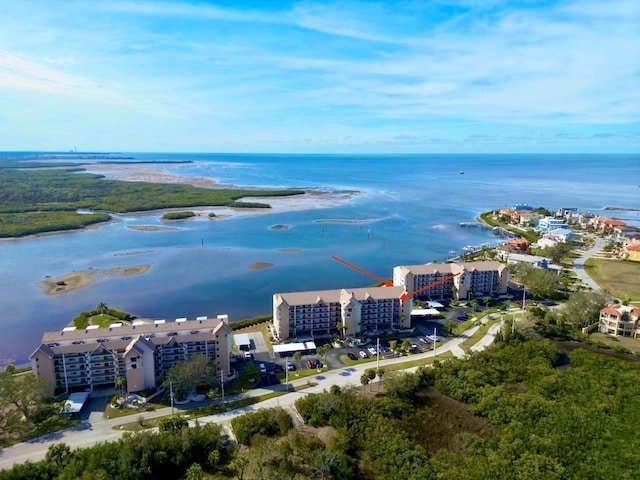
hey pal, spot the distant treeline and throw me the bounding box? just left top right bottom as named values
left=0, top=168, right=304, bottom=237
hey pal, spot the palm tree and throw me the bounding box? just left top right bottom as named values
left=483, top=296, right=491, bottom=310
left=97, top=302, right=107, bottom=315
left=293, top=351, right=302, bottom=368
left=115, top=376, right=127, bottom=398
left=470, top=299, right=479, bottom=312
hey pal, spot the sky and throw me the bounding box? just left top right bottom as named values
left=0, top=0, right=638, bottom=153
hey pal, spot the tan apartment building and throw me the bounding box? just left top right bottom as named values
left=273, top=286, right=411, bottom=341
left=31, top=315, right=232, bottom=395
left=393, top=261, right=509, bottom=301
left=599, top=305, right=640, bottom=337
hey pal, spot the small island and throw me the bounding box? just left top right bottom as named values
left=161, top=211, right=196, bottom=221
left=249, top=262, right=274, bottom=270
left=39, top=265, right=150, bottom=295
left=270, top=224, right=290, bottom=230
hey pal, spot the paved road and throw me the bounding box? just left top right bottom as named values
left=572, top=236, right=606, bottom=290
left=0, top=310, right=518, bottom=471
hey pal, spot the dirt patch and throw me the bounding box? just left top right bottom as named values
left=295, top=424, right=338, bottom=446
left=405, top=388, right=497, bottom=455
left=249, top=262, right=274, bottom=270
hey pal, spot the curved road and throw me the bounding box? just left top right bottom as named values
left=0, top=310, right=516, bottom=471
left=572, top=236, right=606, bottom=290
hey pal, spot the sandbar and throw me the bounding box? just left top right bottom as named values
left=270, top=224, right=290, bottom=230
left=39, top=264, right=150, bottom=295
left=249, top=262, right=274, bottom=270
left=280, top=248, right=302, bottom=253
left=127, top=225, right=178, bottom=232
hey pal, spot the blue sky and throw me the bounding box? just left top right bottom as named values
left=0, top=0, right=638, bottom=153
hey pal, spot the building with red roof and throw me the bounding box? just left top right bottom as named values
left=599, top=304, right=640, bottom=338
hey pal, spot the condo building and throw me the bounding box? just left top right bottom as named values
left=393, top=261, right=509, bottom=301
left=31, top=315, right=232, bottom=396
left=273, top=286, right=411, bottom=341
left=599, top=305, right=640, bottom=338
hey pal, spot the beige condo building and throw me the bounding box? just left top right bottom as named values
left=273, top=286, right=411, bottom=341
left=31, top=315, right=232, bottom=396
left=393, top=261, right=509, bottom=301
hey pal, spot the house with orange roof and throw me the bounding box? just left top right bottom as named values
left=622, top=244, right=640, bottom=262
left=599, top=304, right=640, bottom=337
left=588, top=216, right=626, bottom=233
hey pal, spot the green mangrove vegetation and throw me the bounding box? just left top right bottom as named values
left=161, top=211, right=196, bottom=220
left=3, top=338, right=639, bottom=479
left=0, top=167, right=304, bottom=237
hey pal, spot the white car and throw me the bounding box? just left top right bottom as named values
left=367, top=347, right=377, bottom=356
left=358, top=350, right=368, bottom=358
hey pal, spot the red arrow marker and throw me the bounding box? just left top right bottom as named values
left=400, top=272, right=461, bottom=301
left=331, top=256, right=393, bottom=287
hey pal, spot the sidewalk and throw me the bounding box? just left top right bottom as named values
left=0, top=309, right=515, bottom=471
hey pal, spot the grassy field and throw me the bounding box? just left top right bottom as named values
left=589, top=332, right=640, bottom=354
left=584, top=258, right=640, bottom=300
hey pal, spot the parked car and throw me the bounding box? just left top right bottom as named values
left=358, top=351, right=368, bottom=358
left=418, top=337, right=427, bottom=344
left=347, top=352, right=357, bottom=360
left=367, top=347, right=377, bottom=356
left=457, top=314, right=467, bottom=321
left=286, top=360, right=296, bottom=371
left=306, top=359, right=314, bottom=369
left=314, top=359, right=322, bottom=368
left=259, top=363, right=267, bottom=374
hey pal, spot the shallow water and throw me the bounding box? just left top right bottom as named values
left=0, top=153, right=638, bottom=365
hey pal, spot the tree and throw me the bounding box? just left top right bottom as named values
left=97, top=302, right=107, bottom=315
left=317, top=344, right=332, bottom=364
left=158, top=415, right=188, bottom=434
left=45, top=443, right=73, bottom=469
left=360, top=373, right=370, bottom=389
left=401, top=340, right=412, bottom=352
left=483, top=296, right=492, bottom=309
left=293, top=351, right=302, bottom=367
left=443, top=319, right=458, bottom=336
left=561, top=290, right=611, bottom=328
left=208, top=449, right=221, bottom=470
left=543, top=242, right=573, bottom=265
left=163, top=354, right=217, bottom=400
left=0, top=370, right=50, bottom=426
left=512, top=263, right=562, bottom=299
left=115, top=376, right=127, bottom=398
left=389, top=340, right=398, bottom=352
left=185, top=463, right=204, bottom=480
left=470, top=299, right=479, bottom=312
left=230, top=455, right=249, bottom=480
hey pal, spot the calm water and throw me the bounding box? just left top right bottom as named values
left=1, top=153, right=638, bottom=366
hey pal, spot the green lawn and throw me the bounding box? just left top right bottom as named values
left=584, top=258, right=640, bottom=300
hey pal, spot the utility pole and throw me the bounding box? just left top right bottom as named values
left=170, top=381, right=174, bottom=416
left=285, top=356, right=289, bottom=391
left=376, top=337, right=380, bottom=371
left=433, top=327, right=437, bottom=357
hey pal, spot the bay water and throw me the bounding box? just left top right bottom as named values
left=1, top=153, right=638, bottom=366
